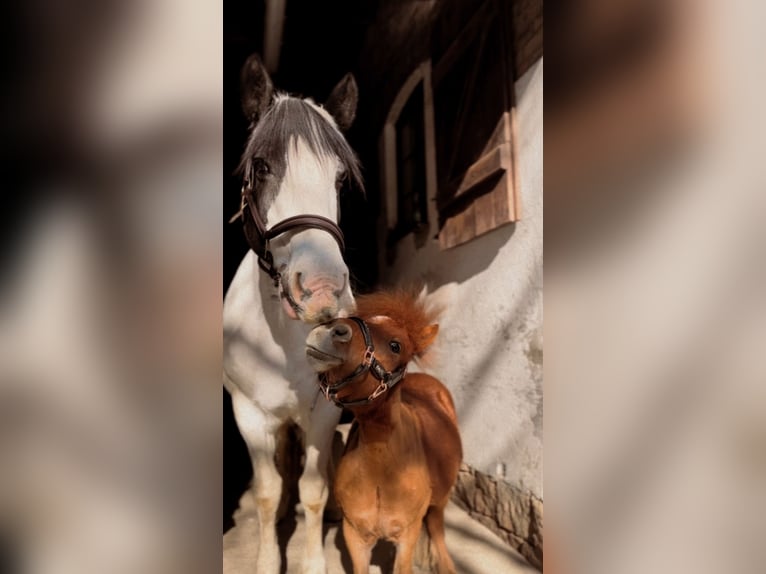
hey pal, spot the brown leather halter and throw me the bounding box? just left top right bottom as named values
left=318, top=317, right=407, bottom=408
left=232, top=178, right=346, bottom=284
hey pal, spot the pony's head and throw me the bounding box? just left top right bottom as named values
left=305, top=287, right=439, bottom=406
left=239, top=54, right=362, bottom=323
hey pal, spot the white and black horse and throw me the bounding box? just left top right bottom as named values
left=224, top=54, right=361, bottom=574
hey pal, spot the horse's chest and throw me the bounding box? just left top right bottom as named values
left=224, top=304, right=317, bottom=417
left=224, top=261, right=342, bottom=457
left=336, top=449, right=431, bottom=541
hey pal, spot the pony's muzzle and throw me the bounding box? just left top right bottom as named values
left=305, top=322, right=347, bottom=371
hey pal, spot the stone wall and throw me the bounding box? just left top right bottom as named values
left=453, top=464, right=543, bottom=570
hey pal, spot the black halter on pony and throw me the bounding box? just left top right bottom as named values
left=318, top=317, right=407, bottom=408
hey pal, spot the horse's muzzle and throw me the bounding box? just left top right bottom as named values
left=287, top=273, right=353, bottom=323
left=302, top=290, right=348, bottom=323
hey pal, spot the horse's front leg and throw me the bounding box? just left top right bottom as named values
left=231, top=390, right=282, bottom=574
left=298, top=398, right=341, bottom=574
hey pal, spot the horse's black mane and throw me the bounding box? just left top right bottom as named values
left=238, top=96, right=363, bottom=193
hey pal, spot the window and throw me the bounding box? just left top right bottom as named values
left=431, top=0, right=528, bottom=249
left=395, top=83, right=428, bottom=237
left=379, top=62, right=437, bottom=263
left=378, top=0, right=541, bottom=256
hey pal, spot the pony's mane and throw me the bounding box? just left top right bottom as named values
left=355, top=287, right=440, bottom=356
left=238, top=95, right=363, bottom=193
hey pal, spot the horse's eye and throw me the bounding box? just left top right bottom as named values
left=254, top=159, right=270, bottom=179
left=389, top=341, right=401, bottom=354
left=335, top=170, right=347, bottom=189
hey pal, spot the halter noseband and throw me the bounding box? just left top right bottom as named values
left=232, top=177, right=345, bottom=283
left=318, top=317, right=407, bottom=408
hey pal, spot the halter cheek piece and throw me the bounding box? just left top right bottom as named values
left=231, top=172, right=345, bottom=284
left=318, top=317, right=407, bottom=408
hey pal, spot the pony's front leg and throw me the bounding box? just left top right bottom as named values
left=231, top=391, right=282, bottom=574
left=342, top=518, right=374, bottom=574
left=298, top=398, right=341, bottom=574
left=393, top=521, right=425, bottom=574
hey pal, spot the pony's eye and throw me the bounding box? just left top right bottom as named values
left=254, top=158, right=270, bottom=179
left=389, top=341, right=401, bottom=354
left=335, top=170, right=347, bottom=189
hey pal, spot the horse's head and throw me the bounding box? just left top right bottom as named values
left=239, top=54, right=362, bottom=323
left=305, top=288, right=439, bottom=406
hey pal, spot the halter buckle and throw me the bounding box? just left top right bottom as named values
left=368, top=382, right=388, bottom=401
left=362, top=347, right=375, bottom=366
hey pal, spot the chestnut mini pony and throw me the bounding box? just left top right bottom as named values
left=306, top=288, right=462, bottom=574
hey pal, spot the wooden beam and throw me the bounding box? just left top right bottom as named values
left=264, top=0, right=286, bottom=73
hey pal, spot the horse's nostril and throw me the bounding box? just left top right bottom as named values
left=295, top=272, right=313, bottom=300
left=333, top=274, right=348, bottom=298
left=331, top=323, right=352, bottom=342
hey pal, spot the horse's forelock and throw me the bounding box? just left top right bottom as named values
left=237, top=95, right=363, bottom=195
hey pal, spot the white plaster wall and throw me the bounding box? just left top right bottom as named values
left=383, top=60, right=543, bottom=498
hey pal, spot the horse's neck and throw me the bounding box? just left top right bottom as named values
left=353, top=386, right=408, bottom=445
left=224, top=251, right=308, bottom=352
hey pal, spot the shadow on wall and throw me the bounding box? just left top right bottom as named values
left=387, top=221, right=517, bottom=292
left=438, top=222, right=517, bottom=287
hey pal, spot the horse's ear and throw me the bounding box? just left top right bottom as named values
left=417, top=324, right=439, bottom=355
left=325, top=73, right=358, bottom=131
left=240, top=53, right=274, bottom=124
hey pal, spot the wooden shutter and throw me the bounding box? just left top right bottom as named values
left=432, top=0, right=520, bottom=249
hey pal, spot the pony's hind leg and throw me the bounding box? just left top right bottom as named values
left=424, top=505, right=457, bottom=574
left=298, top=398, right=341, bottom=574
left=231, top=390, right=283, bottom=574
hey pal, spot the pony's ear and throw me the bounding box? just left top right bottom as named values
left=325, top=73, right=358, bottom=131
left=240, top=53, right=274, bottom=124
left=416, top=324, right=439, bottom=355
